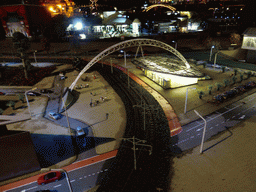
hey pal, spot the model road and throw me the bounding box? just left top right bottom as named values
left=173, top=92, right=256, bottom=152
left=5, top=157, right=114, bottom=192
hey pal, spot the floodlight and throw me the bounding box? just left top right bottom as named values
left=74, top=22, right=83, bottom=30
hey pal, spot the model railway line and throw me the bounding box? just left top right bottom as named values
left=96, top=64, right=171, bottom=192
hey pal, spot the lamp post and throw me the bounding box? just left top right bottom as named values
left=172, top=40, right=177, bottom=49
left=120, top=50, right=126, bottom=67
left=62, top=97, right=71, bottom=133
left=33, top=50, right=37, bottom=64
left=184, top=87, right=196, bottom=114
left=110, top=58, right=113, bottom=74
left=41, top=168, right=73, bottom=192
left=194, top=110, right=207, bottom=154
left=25, top=87, right=38, bottom=117
left=209, top=45, right=215, bottom=61
left=214, top=51, right=220, bottom=69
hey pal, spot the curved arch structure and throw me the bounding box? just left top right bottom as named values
left=69, top=38, right=190, bottom=90
left=143, top=4, right=176, bottom=12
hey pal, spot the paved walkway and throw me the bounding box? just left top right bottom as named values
left=170, top=115, right=256, bottom=192
left=0, top=63, right=126, bottom=187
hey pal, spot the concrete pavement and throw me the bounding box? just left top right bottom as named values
left=170, top=115, right=256, bottom=192
left=0, top=63, right=126, bottom=187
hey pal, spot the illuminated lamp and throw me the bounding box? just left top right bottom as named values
left=144, top=70, right=198, bottom=88
left=49, top=6, right=56, bottom=12
left=74, top=22, right=83, bottom=30
left=57, top=4, right=62, bottom=8
left=79, top=34, right=86, bottom=39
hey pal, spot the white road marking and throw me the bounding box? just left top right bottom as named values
left=84, top=176, right=87, bottom=178
left=79, top=177, right=83, bottom=180
left=3, top=181, right=37, bottom=192
left=232, top=116, right=235, bottom=118
left=23, top=186, right=38, bottom=191
left=239, top=115, right=245, bottom=119
left=215, top=124, right=219, bottom=126
left=185, top=97, right=256, bottom=133
left=53, top=184, right=62, bottom=188
left=68, top=155, right=115, bottom=173
left=70, top=180, right=75, bottom=182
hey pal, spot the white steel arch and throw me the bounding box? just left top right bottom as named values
left=143, top=4, right=176, bottom=12
left=69, top=38, right=190, bottom=90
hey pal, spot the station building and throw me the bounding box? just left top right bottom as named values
left=242, top=27, right=256, bottom=64
left=132, top=55, right=204, bottom=89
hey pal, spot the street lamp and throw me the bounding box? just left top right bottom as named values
left=214, top=51, right=220, bottom=69
left=25, top=87, right=38, bottom=117
left=172, top=40, right=177, bottom=49
left=41, top=168, right=73, bottom=192
left=194, top=110, right=207, bottom=154
left=184, top=87, right=196, bottom=114
left=34, top=50, right=37, bottom=64
left=62, top=97, right=72, bottom=133
left=209, top=45, right=215, bottom=61
left=120, top=50, right=126, bottom=67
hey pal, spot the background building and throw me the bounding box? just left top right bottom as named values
left=0, top=4, right=52, bottom=37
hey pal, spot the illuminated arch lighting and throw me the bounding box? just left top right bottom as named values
left=69, top=38, right=190, bottom=91
left=143, top=4, right=176, bottom=12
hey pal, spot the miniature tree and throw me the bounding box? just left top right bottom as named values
left=240, top=74, right=244, bottom=82
left=18, top=93, right=25, bottom=103
left=234, top=68, right=238, bottom=76
left=221, top=66, right=226, bottom=73
left=230, top=33, right=241, bottom=45
left=247, top=71, right=252, bottom=79
left=208, top=85, right=213, bottom=95
left=12, top=32, right=31, bottom=79
left=215, top=82, right=222, bottom=91
left=0, top=108, right=4, bottom=115
left=232, top=76, right=237, bottom=84
left=6, top=101, right=16, bottom=110
left=223, top=79, right=230, bottom=87
left=198, top=90, right=204, bottom=99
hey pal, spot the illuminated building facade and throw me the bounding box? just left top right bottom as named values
left=0, top=4, right=52, bottom=37
left=242, top=27, right=256, bottom=64
left=132, top=55, right=204, bottom=89
left=39, top=0, right=75, bottom=17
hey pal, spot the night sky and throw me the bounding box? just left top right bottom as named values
left=0, top=0, right=146, bottom=8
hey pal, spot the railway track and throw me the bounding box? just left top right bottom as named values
left=95, top=64, right=171, bottom=192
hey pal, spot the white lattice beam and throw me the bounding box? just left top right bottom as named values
left=69, top=38, right=190, bottom=90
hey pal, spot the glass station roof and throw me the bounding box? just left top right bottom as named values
left=132, top=55, right=204, bottom=78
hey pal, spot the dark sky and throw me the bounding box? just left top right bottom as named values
left=73, top=0, right=145, bottom=7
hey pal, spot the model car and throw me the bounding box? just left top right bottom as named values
left=37, top=171, right=62, bottom=185
left=40, top=89, right=54, bottom=93
left=59, top=72, right=65, bottom=80
left=27, top=91, right=41, bottom=96
left=76, top=126, right=85, bottom=136
left=48, top=112, right=61, bottom=120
